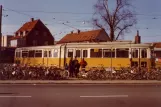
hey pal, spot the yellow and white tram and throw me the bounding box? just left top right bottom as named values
left=14, top=41, right=153, bottom=69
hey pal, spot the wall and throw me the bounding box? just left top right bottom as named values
left=97, top=30, right=110, bottom=42
left=26, top=20, right=54, bottom=47
left=1, top=35, right=12, bottom=47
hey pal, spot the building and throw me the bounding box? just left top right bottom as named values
left=10, top=18, right=54, bottom=47
left=57, top=29, right=110, bottom=44
left=1, top=35, right=13, bottom=47
left=0, top=35, right=15, bottom=63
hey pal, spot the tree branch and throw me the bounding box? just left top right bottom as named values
left=115, top=24, right=132, bottom=40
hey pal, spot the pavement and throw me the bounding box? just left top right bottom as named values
left=0, top=84, right=161, bottom=107
left=0, top=80, right=161, bottom=84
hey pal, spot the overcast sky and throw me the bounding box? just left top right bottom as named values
left=1, top=0, right=161, bottom=42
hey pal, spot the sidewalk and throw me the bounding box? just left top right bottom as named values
left=0, top=80, right=161, bottom=84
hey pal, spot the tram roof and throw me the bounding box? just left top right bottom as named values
left=15, top=41, right=153, bottom=51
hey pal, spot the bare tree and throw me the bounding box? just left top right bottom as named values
left=93, top=0, right=137, bottom=41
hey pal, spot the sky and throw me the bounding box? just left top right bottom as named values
left=1, top=0, right=161, bottom=43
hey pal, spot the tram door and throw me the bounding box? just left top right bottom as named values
left=43, top=50, right=52, bottom=66
left=43, top=50, right=48, bottom=66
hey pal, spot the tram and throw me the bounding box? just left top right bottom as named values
left=14, top=41, right=153, bottom=69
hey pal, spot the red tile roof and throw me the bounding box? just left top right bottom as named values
left=58, top=29, right=110, bottom=44
left=16, top=19, right=39, bottom=33
left=153, top=42, right=161, bottom=48
left=11, top=19, right=40, bottom=40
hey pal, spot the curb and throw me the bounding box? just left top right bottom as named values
left=0, top=80, right=161, bottom=84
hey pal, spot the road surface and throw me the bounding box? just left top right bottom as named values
left=0, top=84, right=161, bottom=107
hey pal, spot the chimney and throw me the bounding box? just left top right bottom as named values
left=77, top=29, right=80, bottom=34
left=135, top=30, right=141, bottom=44
left=31, top=18, right=34, bottom=22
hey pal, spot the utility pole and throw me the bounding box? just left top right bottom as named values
left=110, top=46, right=113, bottom=80
left=138, top=48, right=141, bottom=72
left=0, top=5, right=2, bottom=63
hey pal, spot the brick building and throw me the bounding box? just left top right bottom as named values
left=10, top=18, right=54, bottom=47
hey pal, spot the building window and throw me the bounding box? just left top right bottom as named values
left=53, top=49, right=58, bottom=57
left=35, top=31, right=39, bottom=35
left=154, top=51, right=161, bottom=58
left=29, top=50, right=35, bottom=57
left=23, top=31, right=26, bottom=36
left=16, top=33, right=18, bottom=36
left=90, top=49, right=102, bottom=58
left=132, top=49, right=138, bottom=58
left=103, top=49, right=115, bottom=58
left=76, top=50, right=81, bottom=57
left=68, top=49, right=73, bottom=58
left=35, top=50, right=42, bottom=57
left=33, top=40, right=37, bottom=46
left=22, top=51, right=28, bottom=57
left=44, top=32, right=47, bottom=36
left=10, top=40, right=17, bottom=47
left=142, top=49, right=147, bottom=58
left=44, top=41, right=48, bottom=45
left=83, top=50, right=88, bottom=58
left=25, top=31, right=29, bottom=35
left=18, top=32, right=21, bottom=36
left=20, top=32, right=23, bottom=36
left=116, top=48, right=129, bottom=58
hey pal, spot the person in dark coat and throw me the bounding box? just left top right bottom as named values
left=69, top=57, right=74, bottom=77
left=72, top=56, right=80, bottom=77
left=74, top=60, right=80, bottom=77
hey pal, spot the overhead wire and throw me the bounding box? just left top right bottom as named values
left=3, top=7, right=161, bottom=40
left=4, top=8, right=161, bottom=17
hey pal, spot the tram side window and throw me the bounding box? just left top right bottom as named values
left=83, top=50, right=88, bottom=58
left=132, top=49, right=138, bottom=58
left=131, top=61, right=138, bottom=67
left=29, top=50, right=35, bottom=57
left=90, top=49, right=102, bottom=58
left=116, top=48, right=129, bottom=58
left=76, top=50, right=81, bottom=57
left=68, top=49, right=73, bottom=58
left=103, top=49, right=115, bottom=58
left=35, top=50, right=42, bottom=57
left=22, top=51, right=28, bottom=57
left=141, top=62, right=147, bottom=67
left=53, top=49, right=58, bottom=57
left=44, top=51, right=48, bottom=57
left=16, top=52, right=21, bottom=58
left=49, top=51, right=52, bottom=57
left=142, top=49, right=147, bottom=58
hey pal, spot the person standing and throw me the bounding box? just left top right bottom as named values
left=80, top=58, right=87, bottom=72
left=73, top=56, right=80, bottom=77
left=69, top=57, right=74, bottom=77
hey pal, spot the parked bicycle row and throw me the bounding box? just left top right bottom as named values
left=0, top=64, right=68, bottom=80
left=0, top=63, right=161, bottom=80
left=79, top=67, right=161, bottom=80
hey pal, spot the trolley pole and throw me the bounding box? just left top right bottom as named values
left=0, top=5, right=2, bottom=63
